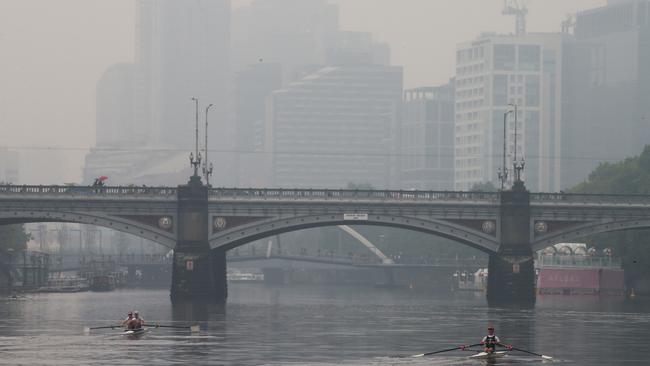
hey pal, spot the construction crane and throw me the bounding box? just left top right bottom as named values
left=561, top=14, right=576, bottom=34
left=503, top=0, right=529, bottom=36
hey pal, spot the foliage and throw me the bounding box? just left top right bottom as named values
left=0, top=225, right=30, bottom=253
left=0, top=183, right=31, bottom=254
left=469, top=181, right=498, bottom=192
left=570, top=145, right=650, bottom=285
left=345, top=182, right=375, bottom=190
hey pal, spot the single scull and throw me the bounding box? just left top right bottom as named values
left=469, top=351, right=508, bottom=360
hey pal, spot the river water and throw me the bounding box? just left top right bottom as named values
left=0, top=285, right=648, bottom=365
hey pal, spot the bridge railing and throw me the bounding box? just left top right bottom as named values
left=531, top=192, right=650, bottom=205
left=209, top=188, right=500, bottom=203
left=536, top=254, right=621, bottom=269
left=0, top=185, right=177, bottom=198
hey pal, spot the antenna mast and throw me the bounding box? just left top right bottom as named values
left=503, top=0, right=529, bottom=36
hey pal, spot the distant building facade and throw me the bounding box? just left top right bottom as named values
left=95, top=63, right=138, bottom=148
left=234, top=62, right=283, bottom=187
left=86, top=0, right=231, bottom=185
left=232, top=0, right=339, bottom=84
left=136, top=0, right=231, bottom=149
left=400, top=83, right=455, bottom=190
left=267, top=65, right=403, bottom=189
left=560, top=0, right=650, bottom=188
left=454, top=33, right=565, bottom=192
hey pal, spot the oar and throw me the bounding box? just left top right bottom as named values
left=510, top=346, right=553, bottom=360
left=83, top=325, right=120, bottom=333
left=153, top=324, right=200, bottom=332
left=412, top=343, right=482, bottom=358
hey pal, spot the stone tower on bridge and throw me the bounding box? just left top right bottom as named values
left=488, top=181, right=535, bottom=306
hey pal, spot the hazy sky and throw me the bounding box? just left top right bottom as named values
left=0, top=0, right=606, bottom=184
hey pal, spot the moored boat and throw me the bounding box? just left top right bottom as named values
left=536, top=244, right=624, bottom=296
left=90, top=275, right=116, bottom=291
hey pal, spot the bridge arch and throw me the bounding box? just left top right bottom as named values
left=0, top=210, right=176, bottom=249
left=209, top=214, right=499, bottom=254
left=532, top=217, right=650, bottom=252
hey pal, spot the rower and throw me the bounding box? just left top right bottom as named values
left=122, top=311, right=134, bottom=329
left=132, top=310, right=145, bottom=329
left=481, top=326, right=512, bottom=353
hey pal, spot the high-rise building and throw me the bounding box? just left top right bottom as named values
left=401, top=82, right=455, bottom=190
left=234, top=62, right=282, bottom=187
left=560, top=0, right=650, bottom=188
left=324, top=31, right=391, bottom=66
left=267, top=64, right=403, bottom=189
left=454, top=33, right=566, bottom=192
left=95, top=63, right=137, bottom=148
left=235, top=63, right=283, bottom=153
left=232, top=0, right=339, bottom=83
left=86, top=0, right=231, bottom=186
left=136, top=0, right=231, bottom=149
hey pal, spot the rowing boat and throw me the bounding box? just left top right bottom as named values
left=469, top=351, right=507, bottom=360
left=123, top=328, right=148, bottom=339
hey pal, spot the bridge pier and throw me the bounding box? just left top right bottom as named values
left=487, top=182, right=536, bottom=307
left=171, top=176, right=225, bottom=302
left=211, top=248, right=228, bottom=301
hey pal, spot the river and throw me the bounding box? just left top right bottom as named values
left=0, top=285, right=648, bottom=365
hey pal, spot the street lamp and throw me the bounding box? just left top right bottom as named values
left=189, top=97, right=202, bottom=177
left=203, top=103, right=214, bottom=186
left=498, top=107, right=514, bottom=190
left=508, top=103, right=525, bottom=183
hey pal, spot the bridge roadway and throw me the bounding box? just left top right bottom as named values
left=3, top=182, right=650, bottom=306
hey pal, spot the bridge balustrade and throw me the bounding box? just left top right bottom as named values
left=531, top=192, right=650, bottom=206
left=0, top=185, right=177, bottom=198
left=536, top=254, right=621, bottom=269
left=209, top=188, right=500, bottom=203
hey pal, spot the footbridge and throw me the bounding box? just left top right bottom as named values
left=3, top=178, right=650, bottom=306
left=227, top=253, right=488, bottom=270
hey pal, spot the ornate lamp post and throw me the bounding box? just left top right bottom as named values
left=498, top=107, right=514, bottom=190
left=203, top=103, right=214, bottom=186
left=509, top=103, right=525, bottom=183
left=189, top=97, right=202, bottom=178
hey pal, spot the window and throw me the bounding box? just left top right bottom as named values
left=543, top=50, right=556, bottom=72
left=425, top=101, right=438, bottom=121
left=519, top=45, right=541, bottom=71
left=493, top=75, right=508, bottom=106
left=525, top=75, right=540, bottom=107
left=494, top=44, right=516, bottom=70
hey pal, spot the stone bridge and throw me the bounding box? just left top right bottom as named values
left=3, top=178, right=650, bottom=306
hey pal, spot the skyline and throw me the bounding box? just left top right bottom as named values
left=0, top=0, right=606, bottom=184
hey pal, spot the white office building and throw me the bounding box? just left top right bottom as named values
left=454, top=33, right=566, bottom=192
left=267, top=65, right=403, bottom=189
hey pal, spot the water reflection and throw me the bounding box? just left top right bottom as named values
left=0, top=286, right=648, bottom=365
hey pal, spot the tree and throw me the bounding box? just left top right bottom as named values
left=345, top=182, right=375, bottom=190
left=570, top=145, right=650, bottom=291
left=470, top=181, right=498, bottom=192
left=0, top=225, right=30, bottom=253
